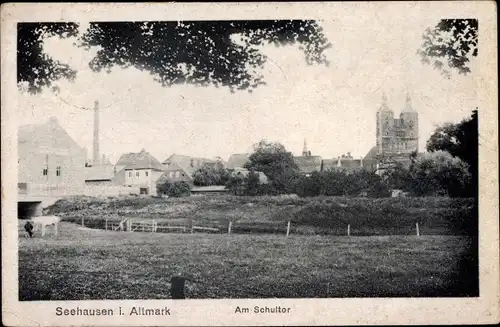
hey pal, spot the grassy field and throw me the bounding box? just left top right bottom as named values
left=18, top=222, right=477, bottom=300
left=45, top=195, right=477, bottom=236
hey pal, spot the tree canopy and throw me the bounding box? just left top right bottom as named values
left=418, top=19, right=478, bottom=78
left=426, top=110, right=478, bottom=172
left=426, top=110, right=478, bottom=197
left=17, top=23, right=79, bottom=93
left=407, top=151, right=471, bottom=197
left=18, top=20, right=331, bottom=94
left=192, top=162, right=230, bottom=186
left=244, top=140, right=299, bottom=193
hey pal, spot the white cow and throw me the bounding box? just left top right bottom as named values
left=32, top=215, right=61, bottom=237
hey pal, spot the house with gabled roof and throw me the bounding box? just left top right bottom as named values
left=227, top=153, right=251, bottom=169
left=230, top=167, right=269, bottom=184
left=294, top=155, right=323, bottom=175
left=161, top=154, right=222, bottom=185
left=293, top=139, right=323, bottom=176
left=115, top=149, right=164, bottom=195
left=18, top=116, right=86, bottom=197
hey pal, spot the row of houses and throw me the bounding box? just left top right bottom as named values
left=17, top=114, right=412, bottom=199
left=227, top=147, right=381, bottom=177
left=17, top=117, right=272, bottom=197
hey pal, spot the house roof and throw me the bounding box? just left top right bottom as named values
left=116, top=149, right=164, bottom=171
left=363, top=146, right=379, bottom=160
left=162, top=154, right=217, bottom=177
left=191, top=185, right=228, bottom=192
left=321, top=159, right=338, bottom=171
left=227, top=153, right=251, bottom=169
left=232, top=168, right=269, bottom=184
left=84, top=164, right=115, bottom=181
left=339, top=158, right=363, bottom=169
left=294, top=155, right=322, bottom=174
left=18, top=117, right=84, bottom=155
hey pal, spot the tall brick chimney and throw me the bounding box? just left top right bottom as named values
left=92, top=100, right=100, bottom=166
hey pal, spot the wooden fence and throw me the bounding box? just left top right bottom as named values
left=73, top=217, right=423, bottom=237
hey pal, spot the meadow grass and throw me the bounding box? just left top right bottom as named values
left=18, top=222, right=477, bottom=300
left=46, top=195, right=477, bottom=236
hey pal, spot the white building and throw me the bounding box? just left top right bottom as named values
left=115, top=149, right=164, bottom=196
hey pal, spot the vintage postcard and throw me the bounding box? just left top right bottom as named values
left=1, top=1, right=499, bottom=326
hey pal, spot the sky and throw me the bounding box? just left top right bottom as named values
left=16, top=16, right=478, bottom=164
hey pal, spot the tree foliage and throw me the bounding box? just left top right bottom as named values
left=17, top=23, right=79, bottom=93
left=418, top=19, right=478, bottom=78
left=407, top=151, right=471, bottom=197
left=426, top=110, right=478, bottom=196
left=18, top=20, right=331, bottom=94
left=157, top=181, right=191, bottom=197
left=294, top=170, right=390, bottom=198
left=244, top=140, right=299, bottom=193
left=225, top=169, right=273, bottom=196
left=192, top=162, right=230, bottom=186
left=382, top=162, right=412, bottom=191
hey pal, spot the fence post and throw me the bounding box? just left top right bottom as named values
left=81, top=216, right=84, bottom=228
left=347, top=224, right=350, bottom=236
left=416, top=222, right=420, bottom=237
left=286, top=220, right=291, bottom=237
left=105, top=218, right=108, bottom=231
left=228, top=221, right=233, bottom=234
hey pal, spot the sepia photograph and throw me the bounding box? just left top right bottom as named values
left=2, top=2, right=498, bottom=326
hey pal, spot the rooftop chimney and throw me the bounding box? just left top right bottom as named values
left=92, top=100, right=100, bottom=166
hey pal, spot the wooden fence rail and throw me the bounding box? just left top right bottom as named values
left=72, top=218, right=424, bottom=237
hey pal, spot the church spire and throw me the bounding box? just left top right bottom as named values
left=302, top=138, right=308, bottom=156
left=379, top=92, right=391, bottom=112
left=403, top=91, right=414, bottom=112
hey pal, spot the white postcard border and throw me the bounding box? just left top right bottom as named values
left=1, top=2, right=498, bottom=326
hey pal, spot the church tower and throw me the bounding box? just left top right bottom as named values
left=399, top=92, right=419, bottom=153
left=376, top=93, right=394, bottom=155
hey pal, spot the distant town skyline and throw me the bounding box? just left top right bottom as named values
left=16, top=15, right=477, bottom=164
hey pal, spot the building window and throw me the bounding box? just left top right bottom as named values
left=169, top=172, right=173, bottom=178
left=56, top=166, right=61, bottom=176
left=128, top=172, right=132, bottom=177
left=136, top=171, right=140, bottom=177
left=176, top=171, right=180, bottom=178
left=43, top=167, right=48, bottom=176
left=145, top=171, right=149, bottom=177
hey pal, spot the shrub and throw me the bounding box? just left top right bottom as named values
left=157, top=181, right=191, bottom=197
left=192, top=163, right=231, bottom=186
left=226, top=170, right=275, bottom=196
left=293, top=170, right=390, bottom=198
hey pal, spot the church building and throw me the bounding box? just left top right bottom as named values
left=363, top=92, right=420, bottom=172
left=376, top=92, right=419, bottom=157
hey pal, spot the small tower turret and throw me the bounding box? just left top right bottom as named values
left=302, top=139, right=309, bottom=157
